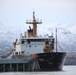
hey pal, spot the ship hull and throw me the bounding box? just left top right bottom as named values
left=33, top=52, right=66, bottom=71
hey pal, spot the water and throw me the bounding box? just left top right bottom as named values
left=0, top=66, right=76, bottom=75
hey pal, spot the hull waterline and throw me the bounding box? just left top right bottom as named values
left=33, top=52, right=66, bottom=71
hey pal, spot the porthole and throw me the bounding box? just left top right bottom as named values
left=29, top=45, right=31, bottom=47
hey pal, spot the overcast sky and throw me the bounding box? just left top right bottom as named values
left=0, top=0, right=76, bottom=27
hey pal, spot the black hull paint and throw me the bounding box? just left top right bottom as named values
left=33, top=52, right=66, bottom=71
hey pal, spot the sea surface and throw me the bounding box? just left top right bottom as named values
left=0, top=66, right=76, bottom=75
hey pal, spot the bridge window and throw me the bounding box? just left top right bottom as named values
left=21, top=39, right=25, bottom=44
left=15, top=52, right=18, bottom=55
left=27, top=39, right=30, bottom=44
left=26, top=39, right=45, bottom=42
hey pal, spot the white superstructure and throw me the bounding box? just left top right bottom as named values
left=13, top=11, right=54, bottom=56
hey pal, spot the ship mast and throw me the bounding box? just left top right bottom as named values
left=56, top=28, right=57, bottom=52
left=26, top=11, right=42, bottom=37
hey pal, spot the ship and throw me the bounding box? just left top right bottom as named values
left=0, top=11, right=66, bottom=72
left=12, top=11, right=66, bottom=71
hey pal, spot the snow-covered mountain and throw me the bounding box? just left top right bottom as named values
left=0, top=22, right=76, bottom=53
left=0, top=24, right=26, bottom=53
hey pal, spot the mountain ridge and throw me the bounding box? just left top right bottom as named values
left=0, top=22, right=76, bottom=53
